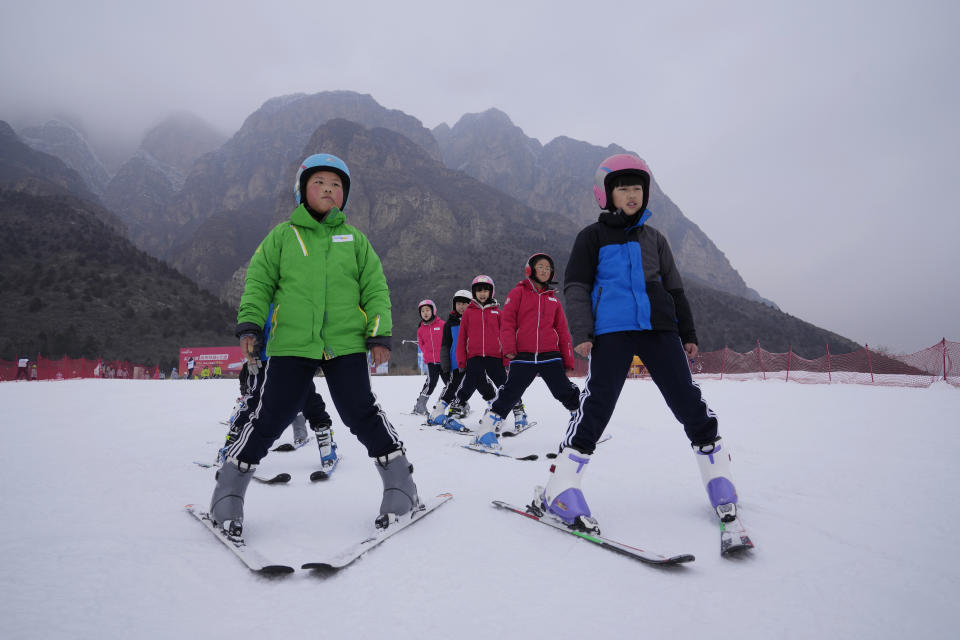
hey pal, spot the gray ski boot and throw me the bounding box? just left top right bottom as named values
left=412, top=393, right=430, bottom=415
left=374, top=449, right=420, bottom=529
left=291, top=413, right=309, bottom=446
left=209, top=457, right=256, bottom=538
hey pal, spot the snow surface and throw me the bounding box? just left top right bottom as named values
left=2, top=377, right=957, bottom=640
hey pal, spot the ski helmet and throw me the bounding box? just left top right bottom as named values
left=471, top=275, right=494, bottom=297
left=417, top=299, right=437, bottom=318
left=453, top=289, right=472, bottom=305
left=524, top=252, right=555, bottom=283
left=593, top=154, right=651, bottom=212
left=295, top=153, right=351, bottom=209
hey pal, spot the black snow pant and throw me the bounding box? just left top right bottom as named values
left=438, top=369, right=465, bottom=405
left=562, top=331, right=718, bottom=454
left=225, top=354, right=402, bottom=464
left=491, top=358, right=580, bottom=418
left=454, top=356, right=506, bottom=405
left=238, top=360, right=331, bottom=427
left=418, top=362, right=448, bottom=397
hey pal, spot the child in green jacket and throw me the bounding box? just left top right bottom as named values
left=210, top=153, right=419, bottom=538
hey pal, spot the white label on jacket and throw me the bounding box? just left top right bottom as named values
left=332, top=234, right=354, bottom=242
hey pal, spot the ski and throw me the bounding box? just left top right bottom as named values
left=502, top=421, right=537, bottom=437
left=545, top=434, right=613, bottom=459
left=309, top=456, right=342, bottom=482
left=461, top=443, right=538, bottom=461
left=302, top=492, right=453, bottom=571
left=185, top=504, right=294, bottom=574
left=720, top=515, right=755, bottom=555
left=192, top=461, right=291, bottom=485
left=271, top=438, right=311, bottom=452
left=492, top=499, right=694, bottom=566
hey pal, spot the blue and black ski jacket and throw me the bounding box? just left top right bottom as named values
left=564, top=208, right=697, bottom=347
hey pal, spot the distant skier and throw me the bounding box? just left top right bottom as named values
left=427, top=289, right=472, bottom=424
left=16, top=357, right=29, bottom=381
left=211, top=153, right=418, bottom=539
left=411, top=299, right=447, bottom=415
left=474, top=253, right=581, bottom=449
left=535, top=154, right=748, bottom=548
left=442, top=275, right=525, bottom=436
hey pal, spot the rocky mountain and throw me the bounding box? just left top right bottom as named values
left=433, top=108, right=758, bottom=301
left=0, top=127, right=237, bottom=368
left=102, top=112, right=226, bottom=257
left=101, top=91, right=443, bottom=263
left=139, top=111, right=228, bottom=181
left=0, top=120, right=123, bottom=233
left=17, top=119, right=111, bottom=196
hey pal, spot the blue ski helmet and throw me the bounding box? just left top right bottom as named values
left=295, top=153, right=351, bottom=209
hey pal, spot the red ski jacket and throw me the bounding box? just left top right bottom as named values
left=500, top=279, right=575, bottom=369
left=457, top=299, right=503, bottom=365
left=417, top=316, right=445, bottom=364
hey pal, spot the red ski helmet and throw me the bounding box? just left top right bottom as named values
left=593, top=154, right=651, bottom=212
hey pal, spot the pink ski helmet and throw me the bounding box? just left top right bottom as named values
left=417, top=299, right=437, bottom=317
left=593, top=154, right=651, bottom=212
left=471, top=274, right=494, bottom=297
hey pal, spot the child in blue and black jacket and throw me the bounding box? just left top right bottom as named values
left=535, top=154, right=751, bottom=553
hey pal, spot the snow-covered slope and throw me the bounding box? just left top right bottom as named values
left=1, top=377, right=955, bottom=639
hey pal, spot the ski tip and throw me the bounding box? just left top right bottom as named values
left=668, top=554, right=696, bottom=564
left=259, top=565, right=296, bottom=575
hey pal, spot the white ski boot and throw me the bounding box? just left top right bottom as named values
left=428, top=401, right=448, bottom=425
left=692, top=437, right=739, bottom=521
left=512, top=403, right=528, bottom=429
left=471, top=412, right=503, bottom=449
left=537, top=447, right=599, bottom=533
left=314, top=425, right=339, bottom=472
left=374, top=449, right=420, bottom=529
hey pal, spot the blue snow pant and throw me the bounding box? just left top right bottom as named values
left=562, top=331, right=718, bottom=454
left=418, top=362, right=449, bottom=396
left=491, top=358, right=580, bottom=417
left=225, top=354, right=403, bottom=464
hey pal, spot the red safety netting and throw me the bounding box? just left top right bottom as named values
left=579, top=339, right=960, bottom=388
left=3, top=339, right=958, bottom=387
left=0, top=357, right=162, bottom=381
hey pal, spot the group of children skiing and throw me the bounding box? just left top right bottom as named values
left=204, top=150, right=751, bottom=556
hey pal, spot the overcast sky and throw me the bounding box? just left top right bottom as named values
left=2, top=0, right=958, bottom=353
